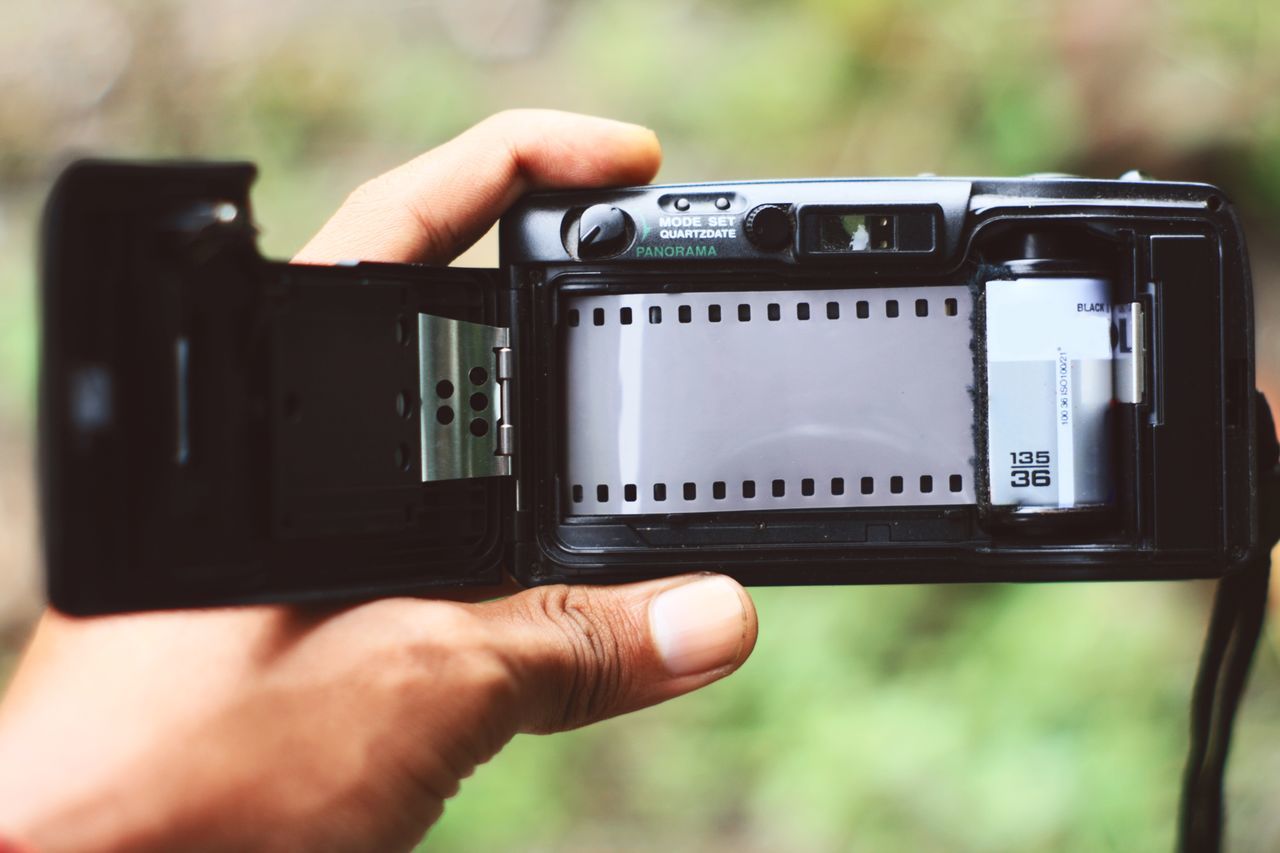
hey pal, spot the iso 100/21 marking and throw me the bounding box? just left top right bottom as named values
left=1009, top=450, right=1052, bottom=488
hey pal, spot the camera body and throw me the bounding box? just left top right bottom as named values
left=40, top=162, right=1259, bottom=613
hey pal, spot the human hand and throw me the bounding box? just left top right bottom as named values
left=0, top=111, right=759, bottom=852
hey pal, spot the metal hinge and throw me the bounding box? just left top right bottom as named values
left=419, top=315, right=514, bottom=481
left=495, top=344, right=515, bottom=459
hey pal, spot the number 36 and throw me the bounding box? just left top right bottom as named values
left=1011, top=469, right=1052, bottom=487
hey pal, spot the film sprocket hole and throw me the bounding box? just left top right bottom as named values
left=39, top=162, right=1260, bottom=614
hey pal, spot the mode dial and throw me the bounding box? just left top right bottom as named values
left=744, top=204, right=792, bottom=251
left=577, top=204, right=632, bottom=259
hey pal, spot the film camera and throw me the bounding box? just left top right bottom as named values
left=37, top=159, right=1279, bottom=852
left=39, top=162, right=1263, bottom=615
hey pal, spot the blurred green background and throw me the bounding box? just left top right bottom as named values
left=3, top=0, right=1280, bottom=849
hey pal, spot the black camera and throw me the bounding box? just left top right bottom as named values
left=39, top=161, right=1261, bottom=614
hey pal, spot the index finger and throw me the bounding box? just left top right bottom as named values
left=295, top=109, right=662, bottom=265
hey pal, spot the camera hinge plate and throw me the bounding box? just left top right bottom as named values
left=419, top=314, right=514, bottom=481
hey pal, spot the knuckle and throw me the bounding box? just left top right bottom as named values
left=482, top=108, right=538, bottom=134
left=402, top=200, right=458, bottom=259
left=343, top=170, right=457, bottom=260
left=530, top=586, right=630, bottom=728
left=459, top=646, right=519, bottom=709
left=477, top=108, right=554, bottom=169
left=343, top=174, right=391, bottom=211
left=364, top=600, right=521, bottom=773
left=447, top=628, right=519, bottom=710
left=408, top=605, right=492, bottom=665
left=376, top=602, right=512, bottom=696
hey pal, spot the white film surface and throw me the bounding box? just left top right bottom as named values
left=985, top=277, right=1115, bottom=509
left=563, top=287, right=976, bottom=515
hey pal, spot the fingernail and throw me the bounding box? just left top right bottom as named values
left=649, top=576, right=747, bottom=677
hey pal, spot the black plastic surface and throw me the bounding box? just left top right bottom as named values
left=40, top=161, right=509, bottom=614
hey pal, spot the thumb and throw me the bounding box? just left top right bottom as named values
left=472, top=574, right=757, bottom=734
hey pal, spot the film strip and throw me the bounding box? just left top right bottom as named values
left=563, top=286, right=977, bottom=515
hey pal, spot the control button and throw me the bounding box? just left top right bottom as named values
left=674, top=197, right=691, bottom=211
left=577, top=204, right=632, bottom=259
left=1119, top=169, right=1154, bottom=181
left=744, top=204, right=792, bottom=251
left=715, top=196, right=730, bottom=210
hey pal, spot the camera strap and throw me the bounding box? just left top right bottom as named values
left=1177, top=393, right=1279, bottom=853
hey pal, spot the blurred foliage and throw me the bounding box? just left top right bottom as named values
left=2, top=0, right=1280, bottom=849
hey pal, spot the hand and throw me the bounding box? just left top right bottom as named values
left=0, top=111, right=759, bottom=852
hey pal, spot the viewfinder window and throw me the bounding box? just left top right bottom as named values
left=801, top=208, right=936, bottom=254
